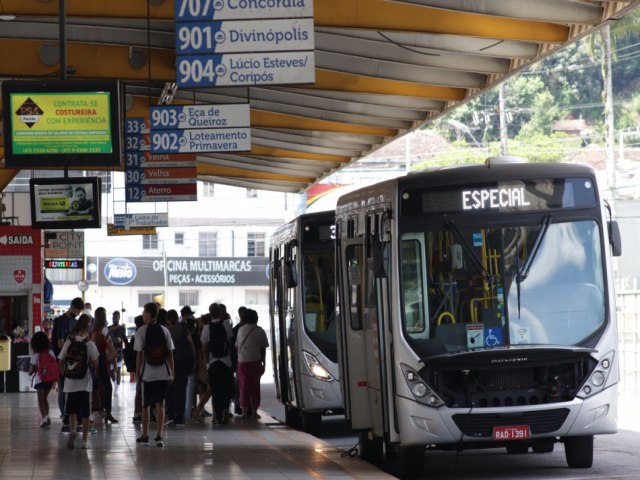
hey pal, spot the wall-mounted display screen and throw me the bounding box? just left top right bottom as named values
left=1, top=80, right=122, bottom=167
left=30, top=177, right=102, bottom=229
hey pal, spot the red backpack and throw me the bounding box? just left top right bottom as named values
left=38, top=350, right=61, bottom=383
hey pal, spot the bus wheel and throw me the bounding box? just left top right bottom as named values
left=396, top=446, right=425, bottom=478
left=285, top=406, right=301, bottom=429
left=358, top=431, right=383, bottom=463
left=564, top=435, right=593, bottom=468
left=301, top=411, right=322, bottom=436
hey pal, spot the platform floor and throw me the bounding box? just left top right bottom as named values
left=0, top=382, right=394, bottom=480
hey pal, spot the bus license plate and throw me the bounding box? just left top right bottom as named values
left=492, top=425, right=530, bottom=441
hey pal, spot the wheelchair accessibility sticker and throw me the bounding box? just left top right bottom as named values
left=466, top=324, right=503, bottom=349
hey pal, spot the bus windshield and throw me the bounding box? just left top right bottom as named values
left=302, top=251, right=337, bottom=361
left=400, top=219, right=605, bottom=358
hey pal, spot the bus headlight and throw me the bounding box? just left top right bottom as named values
left=578, top=351, right=614, bottom=399
left=401, top=364, right=444, bottom=407
left=303, top=351, right=333, bottom=382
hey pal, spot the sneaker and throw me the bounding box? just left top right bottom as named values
left=155, top=435, right=164, bottom=447
left=136, top=435, right=149, bottom=444
left=61, top=424, right=70, bottom=434
left=89, top=426, right=98, bottom=434
left=221, top=410, right=230, bottom=425
left=40, top=416, right=50, bottom=428
left=67, top=433, right=76, bottom=450
left=175, top=422, right=185, bottom=428
left=202, top=410, right=213, bottom=417
left=164, top=419, right=174, bottom=426
left=81, top=441, right=89, bottom=450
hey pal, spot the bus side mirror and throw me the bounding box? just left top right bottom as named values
left=608, top=220, right=622, bottom=257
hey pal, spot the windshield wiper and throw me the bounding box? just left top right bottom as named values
left=515, top=214, right=552, bottom=317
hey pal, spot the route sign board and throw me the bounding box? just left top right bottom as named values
left=114, top=213, right=169, bottom=228
left=125, top=184, right=198, bottom=203
left=150, top=104, right=249, bottom=130
left=150, top=127, right=250, bottom=154
left=126, top=166, right=198, bottom=185
left=176, top=51, right=314, bottom=88
left=125, top=152, right=197, bottom=169
left=107, top=224, right=157, bottom=236
left=175, top=0, right=313, bottom=22
left=176, top=18, right=314, bottom=54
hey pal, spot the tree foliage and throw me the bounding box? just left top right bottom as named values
left=430, top=9, right=640, bottom=161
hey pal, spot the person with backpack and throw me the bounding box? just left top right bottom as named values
left=200, top=302, right=234, bottom=425
left=29, top=331, right=60, bottom=428
left=134, top=302, right=175, bottom=447
left=91, top=308, right=118, bottom=425
left=51, top=297, right=84, bottom=433
left=57, top=314, right=99, bottom=450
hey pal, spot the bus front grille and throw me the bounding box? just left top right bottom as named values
left=452, top=408, right=570, bottom=437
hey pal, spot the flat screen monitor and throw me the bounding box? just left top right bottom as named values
left=30, top=177, right=102, bottom=229
left=2, top=80, right=122, bottom=168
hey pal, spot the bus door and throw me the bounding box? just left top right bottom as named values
left=270, top=246, right=287, bottom=402
left=365, top=210, right=394, bottom=441
left=337, top=216, right=371, bottom=429
left=284, top=240, right=300, bottom=409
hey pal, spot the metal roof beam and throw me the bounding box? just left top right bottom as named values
left=311, top=70, right=466, bottom=101
left=198, top=176, right=306, bottom=193
left=390, top=0, right=603, bottom=24
left=316, top=28, right=539, bottom=59
left=315, top=0, right=570, bottom=43
left=316, top=31, right=511, bottom=75
left=196, top=162, right=315, bottom=184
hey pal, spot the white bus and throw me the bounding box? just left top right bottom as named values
left=269, top=211, right=342, bottom=434
left=335, top=161, right=621, bottom=475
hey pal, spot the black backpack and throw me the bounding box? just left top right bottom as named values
left=123, top=340, right=137, bottom=372
left=63, top=338, right=89, bottom=379
left=208, top=321, right=229, bottom=358
left=173, top=323, right=195, bottom=372
left=144, top=323, right=169, bottom=365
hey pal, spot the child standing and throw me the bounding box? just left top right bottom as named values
left=29, top=331, right=59, bottom=427
left=58, top=314, right=99, bottom=450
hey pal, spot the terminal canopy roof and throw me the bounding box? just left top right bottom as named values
left=0, top=0, right=638, bottom=192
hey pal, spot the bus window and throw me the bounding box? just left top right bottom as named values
left=401, top=238, right=426, bottom=335
left=303, top=253, right=334, bottom=331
